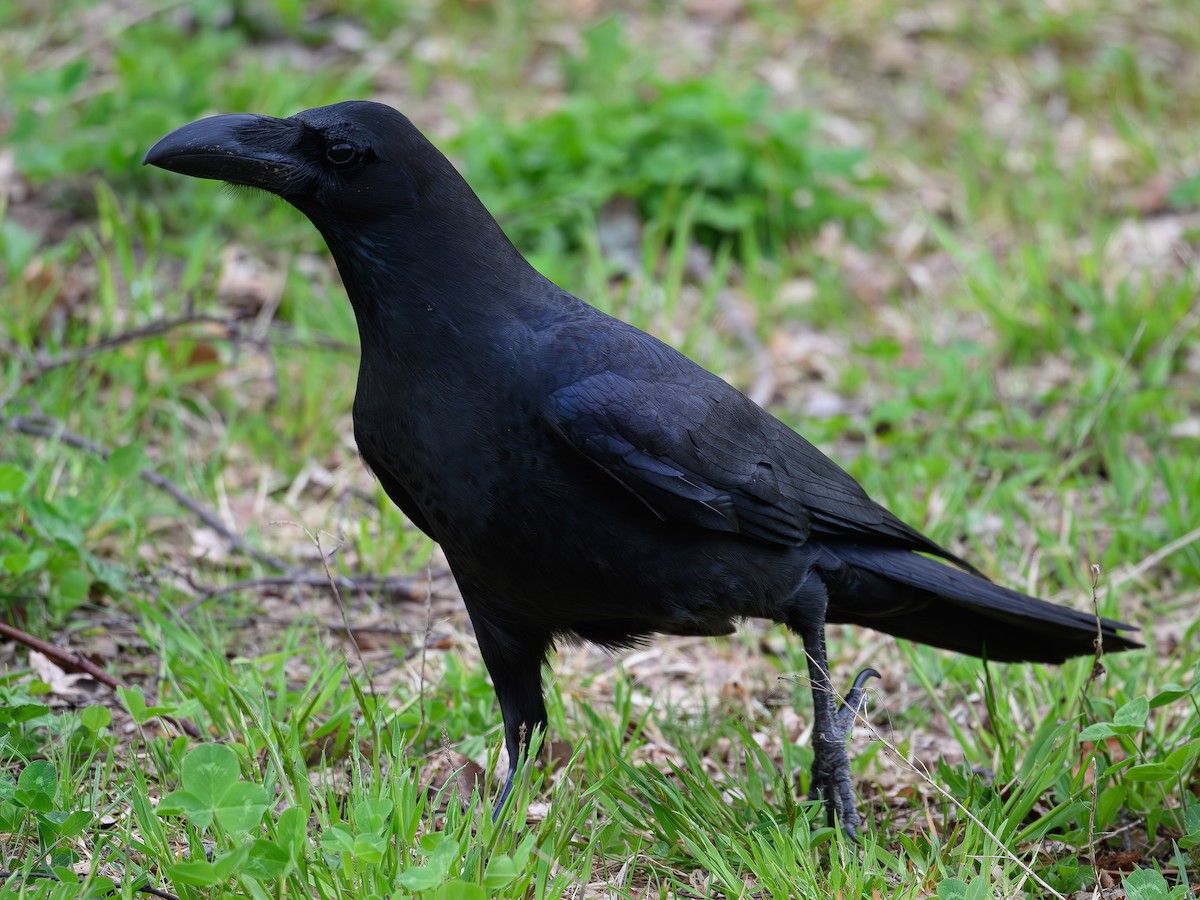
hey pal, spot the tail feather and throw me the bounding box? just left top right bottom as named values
left=822, top=544, right=1141, bottom=664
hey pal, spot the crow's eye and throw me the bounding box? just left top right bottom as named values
left=326, top=142, right=359, bottom=167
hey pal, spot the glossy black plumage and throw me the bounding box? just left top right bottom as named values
left=145, top=101, right=1140, bottom=834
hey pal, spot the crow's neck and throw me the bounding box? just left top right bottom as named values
left=317, top=214, right=539, bottom=373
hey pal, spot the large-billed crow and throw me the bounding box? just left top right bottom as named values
left=145, top=101, right=1139, bottom=835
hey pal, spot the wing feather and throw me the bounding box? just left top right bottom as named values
left=546, top=356, right=973, bottom=571
left=549, top=371, right=811, bottom=546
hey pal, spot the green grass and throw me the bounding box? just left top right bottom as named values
left=2, top=0, right=1199, bottom=897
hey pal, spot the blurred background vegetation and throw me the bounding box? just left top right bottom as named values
left=1, top=1, right=1199, bottom=897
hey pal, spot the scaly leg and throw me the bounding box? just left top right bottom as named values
left=799, top=623, right=879, bottom=838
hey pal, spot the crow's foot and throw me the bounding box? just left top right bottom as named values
left=807, top=666, right=879, bottom=839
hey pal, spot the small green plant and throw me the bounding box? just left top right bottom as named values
left=452, top=19, right=876, bottom=262
left=0, top=761, right=94, bottom=880
left=1, top=7, right=370, bottom=193
left=936, top=876, right=992, bottom=900
left=156, top=743, right=295, bottom=887
left=1121, top=866, right=1194, bottom=900
left=1079, top=671, right=1200, bottom=843
left=0, top=460, right=130, bottom=624
left=147, top=739, right=556, bottom=897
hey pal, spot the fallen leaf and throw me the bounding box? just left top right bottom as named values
left=29, top=650, right=98, bottom=698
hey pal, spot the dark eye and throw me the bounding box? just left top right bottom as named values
left=326, top=142, right=359, bottom=167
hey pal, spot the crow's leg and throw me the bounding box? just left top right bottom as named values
left=470, top=618, right=549, bottom=822
left=797, top=623, right=879, bottom=838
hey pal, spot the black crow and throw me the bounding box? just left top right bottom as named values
left=145, top=101, right=1139, bottom=836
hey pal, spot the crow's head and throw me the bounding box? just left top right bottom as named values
left=145, top=101, right=482, bottom=227
left=146, top=101, right=528, bottom=300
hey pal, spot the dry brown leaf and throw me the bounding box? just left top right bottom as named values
left=29, top=650, right=100, bottom=699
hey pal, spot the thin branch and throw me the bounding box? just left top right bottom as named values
left=176, top=569, right=451, bottom=618
left=0, top=620, right=123, bottom=691
left=42, top=0, right=193, bottom=69
left=1108, top=523, right=1200, bottom=591
left=267, top=322, right=359, bottom=355
left=795, top=662, right=1067, bottom=897
left=201, top=616, right=434, bottom=641
left=135, top=883, right=182, bottom=900
left=283, top=525, right=376, bottom=697
left=1085, top=564, right=1107, bottom=693
left=0, top=869, right=178, bottom=900
left=0, top=620, right=202, bottom=739
left=16, top=308, right=358, bottom=385
left=419, top=558, right=436, bottom=734
left=2, top=414, right=290, bottom=571
left=21, top=312, right=257, bottom=382
left=1088, top=758, right=1101, bottom=899
left=848, top=708, right=1069, bottom=898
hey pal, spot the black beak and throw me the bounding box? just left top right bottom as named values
left=144, top=113, right=302, bottom=193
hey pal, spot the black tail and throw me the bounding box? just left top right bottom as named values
left=822, top=544, right=1141, bottom=664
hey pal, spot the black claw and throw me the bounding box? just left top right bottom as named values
left=851, top=667, right=882, bottom=695
left=834, top=666, right=880, bottom=735
left=841, top=666, right=880, bottom=715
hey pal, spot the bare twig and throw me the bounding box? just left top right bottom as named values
left=21, top=311, right=257, bottom=382
left=2, top=414, right=289, bottom=571
left=176, top=569, right=450, bottom=618
left=0, top=620, right=123, bottom=692
left=803, top=666, right=1067, bottom=898
left=0, top=620, right=202, bottom=739
left=419, top=557, right=436, bottom=733
left=16, top=307, right=358, bottom=384
left=42, top=0, right=194, bottom=69
left=861, top=719, right=1068, bottom=899
left=1085, top=564, right=1107, bottom=693
left=267, top=322, right=358, bottom=355
left=1107, top=523, right=1200, bottom=592
left=273, top=524, right=378, bottom=698
left=315, top=529, right=373, bottom=686
left=204, top=616, right=429, bottom=641
left=0, top=870, right=178, bottom=900
left=1088, top=758, right=1101, bottom=899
